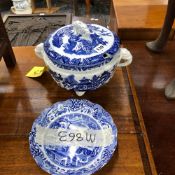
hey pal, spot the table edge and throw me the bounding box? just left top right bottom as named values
left=126, top=67, right=158, bottom=175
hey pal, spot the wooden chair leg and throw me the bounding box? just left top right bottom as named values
left=31, top=0, right=35, bottom=12
left=146, top=0, right=175, bottom=52
left=73, top=0, right=78, bottom=16
left=0, top=14, right=16, bottom=67
left=85, top=0, right=91, bottom=16
left=46, top=0, right=51, bottom=10
left=3, top=43, right=16, bottom=67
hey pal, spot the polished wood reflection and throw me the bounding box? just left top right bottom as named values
left=0, top=47, right=157, bottom=175
left=112, top=0, right=175, bottom=40
left=115, top=0, right=168, bottom=6
left=124, top=40, right=175, bottom=175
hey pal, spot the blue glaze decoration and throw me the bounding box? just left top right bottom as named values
left=43, top=24, right=120, bottom=71
left=29, top=99, right=117, bottom=175
left=49, top=68, right=115, bottom=92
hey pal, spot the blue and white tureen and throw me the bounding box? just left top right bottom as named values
left=35, top=21, right=132, bottom=96
left=29, top=99, right=117, bottom=175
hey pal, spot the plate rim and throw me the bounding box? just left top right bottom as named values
left=29, top=99, right=118, bottom=175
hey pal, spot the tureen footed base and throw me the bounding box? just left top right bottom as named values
left=75, top=91, right=85, bottom=96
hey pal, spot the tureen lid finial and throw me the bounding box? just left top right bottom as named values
left=73, top=21, right=92, bottom=42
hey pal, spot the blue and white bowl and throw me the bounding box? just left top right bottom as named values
left=29, top=99, right=117, bottom=175
left=35, top=21, right=132, bottom=96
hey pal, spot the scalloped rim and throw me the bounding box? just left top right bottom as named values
left=29, top=99, right=117, bottom=175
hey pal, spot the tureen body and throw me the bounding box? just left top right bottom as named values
left=35, top=21, right=132, bottom=96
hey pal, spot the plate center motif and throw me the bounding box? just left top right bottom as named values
left=29, top=99, right=117, bottom=175
left=43, top=113, right=102, bottom=168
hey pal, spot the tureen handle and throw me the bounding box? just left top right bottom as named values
left=117, top=48, right=132, bottom=67
left=73, top=21, right=91, bottom=41
left=35, top=43, right=44, bottom=59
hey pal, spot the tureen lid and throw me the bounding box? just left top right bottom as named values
left=43, top=21, right=120, bottom=71
left=29, top=99, right=117, bottom=175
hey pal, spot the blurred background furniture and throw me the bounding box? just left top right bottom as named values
left=31, top=0, right=58, bottom=13
left=4, top=13, right=71, bottom=46
left=146, top=0, right=175, bottom=99
left=146, top=0, right=175, bottom=52
left=0, top=0, right=12, bottom=11
left=85, top=0, right=90, bottom=16
left=0, top=14, right=16, bottom=67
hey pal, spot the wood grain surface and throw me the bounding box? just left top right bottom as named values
left=0, top=47, right=157, bottom=175
left=123, top=41, right=175, bottom=175
left=114, top=0, right=168, bottom=6
left=112, top=0, right=175, bottom=40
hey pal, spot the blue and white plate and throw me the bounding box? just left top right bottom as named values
left=29, top=99, right=117, bottom=175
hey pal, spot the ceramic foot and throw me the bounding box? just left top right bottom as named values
left=146, top=41, right=164, bottom=53
left=165, top=79, right=175, bottom=99
left=75, top=91, right=85, bottom=96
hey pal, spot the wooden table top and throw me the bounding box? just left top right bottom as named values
left=112, top=0, right=175, bottom=29
left=0, top=47, right=157, bottom=175
left=111, top=0, right=175, bottom=40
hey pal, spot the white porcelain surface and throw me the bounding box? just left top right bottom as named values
left=11, top=0, right=32, bottom=14
left=35, top=21, right=133, bottom=95
left=29, top=99, right=118, bottom=175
